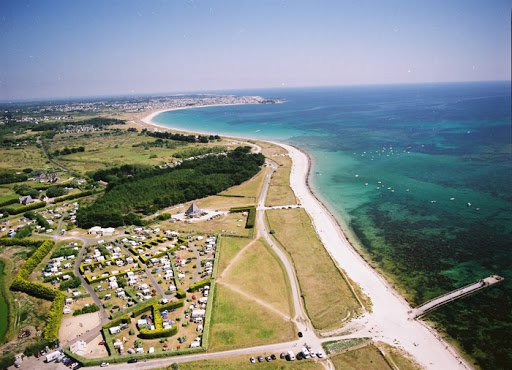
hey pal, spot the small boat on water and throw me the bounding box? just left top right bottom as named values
left=450, top=198, right=455, bottom=201
left=467, top=202, right=472, bottom=207
left=355, top=174, right=359, bottom=177
left=431, top=200, right=437, bottom=203
left=365, top=183, right=368, bottom=186
left=406, top=189, right=410, bottom=192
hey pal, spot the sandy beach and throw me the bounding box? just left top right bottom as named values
left=142, top=110, right=470, bottom=369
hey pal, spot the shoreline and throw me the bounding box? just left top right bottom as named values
left=141, top=108, right=469, bottom=369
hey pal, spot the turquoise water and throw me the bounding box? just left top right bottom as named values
left=153, top=82, right=512, bottom=369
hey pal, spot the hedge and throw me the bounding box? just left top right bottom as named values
left=201, top=236, right=220, bottom=350
left=139, top=325, right=177, bottom=339
left=0, top=198, right=17, bottom=208
left=103, top=315, right=131, bottom=329
left=4, top=201, right=47, bottom=215
left=188, top=279, right=211, bottom=292
left=53, top=190, right=95, bottom=203
left=245, top=206, right=256, bottom=229
left=43, top=294, right=66, bottom=341
left=9, top=239, right=64, bottom=343
left=228, top=205, right=256, bottom=229
left=175, top=289, right=186, bottom=299
left=0, top=238, right=42, bottom=247
left=64, top=345, right=206, bottom=367
left=110, top=296, right=159, bottom=320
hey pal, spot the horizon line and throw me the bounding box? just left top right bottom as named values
left=1, top=79, right=510, bottom=105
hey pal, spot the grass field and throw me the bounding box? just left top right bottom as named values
left=47, top=131, right=231, bottom=173
left=259, top=141, right=289, bottom=157
left=221, top=165, right=270, bottom=198
left=218, top=237, right=248, bottom=275
left=266, top=208, right=363, bottom=331
left=175, top=354, right=323, bottom=369
left=329, top=345, right=392, bottom=370
left=0, top=146, right=50, bottom=171
left=265, top=155, right=297, bottom=207
left=222, top=238, right=295, bottom=318
left=377, top=342, right=421, bottom=370
left=208, top=284, right=296, bottom=352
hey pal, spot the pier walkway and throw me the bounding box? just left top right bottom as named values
left=412, top=275, right=504, bottom=318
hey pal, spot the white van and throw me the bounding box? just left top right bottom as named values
left=287, top=350, right=295, bottom=361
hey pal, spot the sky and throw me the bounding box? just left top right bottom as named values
left=0, top=0, right=510, bottom=101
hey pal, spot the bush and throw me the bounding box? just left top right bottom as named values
left=73, top=304, right=100, bottom=316
left=14, top=224, right=32, bottom=239
left=0, top=353, right=15, bottom=369
left=59, top=276, right=81, bottom=291
left=46, top=186, right=67, bottom=198
left=24, top=339, right=52, bottom=357
left=129, top=328, right=135, bottom=335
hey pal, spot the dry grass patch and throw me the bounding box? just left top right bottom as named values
left=266, top=208, right=362, bottom=330
left=218, top=237, right=248, bottom=275
left=223, top=238, right=294, bottom=318
left=221, top=165, right=270, bottom=198
left=0, top=146, right=49, bottom=171
left=376, top=342, right=422, bottom=370
left=330, top=345, right=392, bottom=369
left=175, top=354, right=323, bottom=369
left=208, top=284, right=296, bottom=352
left=266, top=155, right=296, bottom=206
left=259, top=141, right=288, bottom=156
left=194, top=195, right=256, bottom=211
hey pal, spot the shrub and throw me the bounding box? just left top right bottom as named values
left=129, top=328, right=135, bottom=335
left=24, top=339, right=52, bottom=356
left=59, top=276, right=81, bottom=290
left=73, top=304, right=100, bottom=316
left=0, top=353, right=15, bottom=369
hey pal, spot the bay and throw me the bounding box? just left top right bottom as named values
left=153, top=81, right=512, bottom=369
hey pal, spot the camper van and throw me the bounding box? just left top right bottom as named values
left=44, top=351, right=61, bottom=363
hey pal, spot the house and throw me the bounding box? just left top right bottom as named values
left=185, top=203, right=201, bottom=217
left=18, top=196, right=36, bottom=205
left=88, top=226, right=102, bottom=235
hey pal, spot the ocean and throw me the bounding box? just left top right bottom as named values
left=153, top=81, right=512, bottom=369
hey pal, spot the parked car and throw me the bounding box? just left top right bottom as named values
left=128, top=359, right=138, bottom=363
left=100, top=362, right=109, bottom=367
left=280, top=352, right=286, bottom=359
left=298, top=331, right=303, bottom=337
left=265, top=356, right=271, bottom=362
left=257, top=356, right=263, bottom=362
left=250, top=357, right=255, bottom=363
left=271, top=354, right=277, bottom=360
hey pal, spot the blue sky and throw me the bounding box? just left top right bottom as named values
left=0, top=0, right=510, bottom=100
